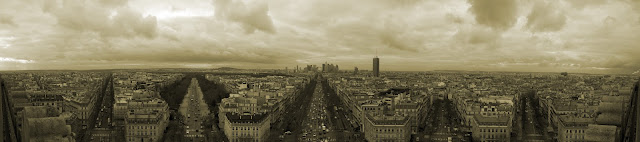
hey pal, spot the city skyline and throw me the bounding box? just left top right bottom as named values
left=3, top=68, right=638, bottom=142
left=1, top=0, right=640, bottom=74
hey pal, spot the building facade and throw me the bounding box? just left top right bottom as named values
left=471, top=115, right=512, bottom=142
left=125, top=109, right=169, bottom=142
left=362, top=113, right=411, bottom=142
left=221, top=112, right=270, bottom=142
left=28, top=93, right=64, bottom=113
left=556, top=116, right=593, bottom=142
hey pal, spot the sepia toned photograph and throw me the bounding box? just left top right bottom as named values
left=1, top=0, right=640, bottom=142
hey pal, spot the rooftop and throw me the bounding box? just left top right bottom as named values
left=26, top=117, right=72, bottom=138
left=126, top=110, right=165, bottom=124
left=365, top=112, right=410, bottom=126
left=23, top=106, right=60, bottom=118
left=473, top=114, right=510, bottom=126
left=28, top=93, right=64, bottom=102
left=559, top=115, right=595, bottom=127
left=225, top=112, right=268, bottom=123
left=585, top=124, right=617, bottom=141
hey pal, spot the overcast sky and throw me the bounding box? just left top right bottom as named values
left=0, top=0, right=639, bottom=74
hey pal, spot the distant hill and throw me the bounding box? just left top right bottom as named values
left=215, top=67, right=239, bottom=70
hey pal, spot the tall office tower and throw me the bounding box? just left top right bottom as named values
left=373, top=57, right=379, bottom=77
left=322, top=63, right=326, bottom=72
left=354, top=67, right=359, bottom=75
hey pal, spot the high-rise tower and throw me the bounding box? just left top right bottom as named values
left=354, top=67, right=359, bottom=75
left=373, top=49, right=379, bottom=77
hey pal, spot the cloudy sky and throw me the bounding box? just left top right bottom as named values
left=0, top=0, right=639, bottom=74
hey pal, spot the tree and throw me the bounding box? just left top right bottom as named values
left=561, top=72, right=568, bottom=76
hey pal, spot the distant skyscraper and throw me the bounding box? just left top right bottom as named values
left=373, top=56, right=379, bottom=77
left=354, top=67, right=359, bottom=75
left=322, top=63, right=326, bottom=72
left=321, top=62, right=339, bottom=73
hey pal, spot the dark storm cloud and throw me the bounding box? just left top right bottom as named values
left=380, top=33, right=417, bottom=52
left=1, top=0, right=639, bottom=74
left=109, top=8, right=158, bottom=38
left=628, top=0, right=640, bottom=12
left=44, top=0, right=158, bottom=38
left=378, top=18, right=420, bottom=52
left=0, top=14, right=15, bottom=26
left=454, top=26, right=499, bottom=45
left=526, top=1, right=567, bottom=32
left=213, top=0, right=276, bottom=34
left=97, top=48, right=280, bottom=64
left=467, top=0, right=519, bottom=30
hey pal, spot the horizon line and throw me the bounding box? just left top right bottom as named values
left=0, top=67, right=635, bottom=76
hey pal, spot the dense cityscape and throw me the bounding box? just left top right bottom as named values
left=2, top=0, right=640, bottom=142
left=1, top=57, right=640, bottom=142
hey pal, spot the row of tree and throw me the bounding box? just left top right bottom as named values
left=159, top=75, right=192, bottom=110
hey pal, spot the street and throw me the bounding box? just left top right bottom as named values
left=80, top=74, right=111, bottom=141
left=297, top=83, right=330, bottom=142
left=421, top=99, right=468, bottom=141
left=266, top=75, right=317, bottom=141
left=518, top=91, right=548, bottom=142
left=95, top=76, right=115, bottom=129
left=321, top=78, right=364, bottom=141
left=179, top=78, right=209, bottom=142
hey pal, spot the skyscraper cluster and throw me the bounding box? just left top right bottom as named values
left=303, top=65, right=318, bottom=72
left=322, top=62, right=339, bottom=73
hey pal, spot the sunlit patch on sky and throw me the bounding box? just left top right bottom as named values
left=0, top=57, right=34, bottom=64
